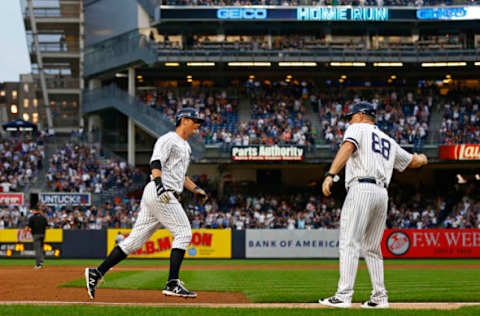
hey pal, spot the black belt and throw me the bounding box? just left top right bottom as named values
left=357, top=177, right=387, bottom=188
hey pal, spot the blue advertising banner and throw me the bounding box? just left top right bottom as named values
left=40, top=192, right=91, bottom=206
left=416, top=7, right=480, bottom=20
left=157, top=7, right=480, bottom=22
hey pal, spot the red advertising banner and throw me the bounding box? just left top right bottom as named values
left=439, top=144, right=480, bottom=160
left=0, top=193, right=24, bottom=206
left=382, top=229, right=480, bottom=258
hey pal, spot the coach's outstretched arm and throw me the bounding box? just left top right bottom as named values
left=322, top=141, right=356, bottom=197
left=407, top=153, right=428, bottom=168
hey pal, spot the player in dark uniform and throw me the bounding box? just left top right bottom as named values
left=27, top=194, right=48, bottom=269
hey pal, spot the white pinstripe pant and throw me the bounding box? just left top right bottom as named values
left=335, top=183, right=388, bottom=304
left=119, top=181, right=192, bottom=255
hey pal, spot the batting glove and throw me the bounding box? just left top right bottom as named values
left=154, top=177, right=171, bottom=203
left=193, top=186, right=208, bottom=205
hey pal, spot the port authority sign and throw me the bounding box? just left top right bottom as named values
left=232, top=145, right=304, bottom=161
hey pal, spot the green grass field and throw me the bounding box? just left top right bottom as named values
left=63, top=266, right=480, bottom=303
left=1, top=258, right=479, bottom=266
left=1, top=259, right=480, bottom=315
left=1, top=306, right=480, bottom=316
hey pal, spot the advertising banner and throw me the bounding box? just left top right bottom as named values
left=439, top=144, right=480, bottom=160
left=232, top=145, right=304, bottom=161
left=0, top=193, right=24, bottom=205
left=0, top=229, right=63, bottom=258
left=416, top=7, right=480, bottom=20
left=40, top=192, right=91, bottom=206
left=157, top=7, right=480, bottom=22
left=382, top=229, right=480, bottom=258
left=108, top=229, right=231, bottom=258
left=246, top=229, right=339, bottom=258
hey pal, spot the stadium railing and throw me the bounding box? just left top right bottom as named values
left=200, top=143, right=438, bottom=161
left=83, top=84, right=205, bottom=160
left=156, top=48, right=480, bottom=62
left=36, top=77, right=80, bottom=90
left=84, top=30, right=157, bottom=77
left=23, top=6, right=80, bottom=19
left=138, top=0, right=158, bottom=18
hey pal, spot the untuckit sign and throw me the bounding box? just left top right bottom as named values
left=40, top=192, right=91, bottom=206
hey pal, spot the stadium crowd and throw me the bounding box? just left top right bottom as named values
left=439, top=93, right=480, bottom=144
left=0, top=137, right=44, bottom=193
left=2, top=182, right=478, bottom=230
left=138, top=83, right=452, bottom=152
left=189, top=34, right=465, bottom=52
left=138, top=84, right=318, bottom=149
left=108, top=82, right=480, bottom=149
left=138, top=88, right=239, bottom=144
left=241, top=80, right=316, bottom=150
left=317, top=88, right=432, bottom=152
left=45, top=143, right=142, bottom=193
left=138, top=82, right=319, bottom=148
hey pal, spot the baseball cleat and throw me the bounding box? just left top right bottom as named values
left=162, top=279, right=197, bottom=298
left=361, top=301, right=389, bottom=309
left=319, top=296, right=352, bottom=308
left=85, top=268, right=103, bottom=300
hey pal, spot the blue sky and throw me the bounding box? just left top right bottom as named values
left=0, top=1, right=31, bottom=82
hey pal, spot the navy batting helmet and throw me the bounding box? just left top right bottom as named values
left=343, top=102, right=376, bottom=121
left=175, top=107, right=204, bottom=126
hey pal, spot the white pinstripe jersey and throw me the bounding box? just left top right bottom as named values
left=343, top=123, right=413, bottom=187
left=150, top=131, right=191, bottom=193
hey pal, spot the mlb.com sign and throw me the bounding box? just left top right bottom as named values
left=108, top=229, right=231, bottom=259
left=133, top=232, right=213, bottom=256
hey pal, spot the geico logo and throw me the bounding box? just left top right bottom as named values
left=417, top=8, right=467, bottom=20
left=217, top=8, right=267, bottom=19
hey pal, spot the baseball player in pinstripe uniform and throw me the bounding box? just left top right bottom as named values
left=319, top=102, right=428, bottom=309
left=85, top=108, right=208, bottom=299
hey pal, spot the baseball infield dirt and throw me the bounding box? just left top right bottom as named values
left=0, top=266, right=247, bottom=303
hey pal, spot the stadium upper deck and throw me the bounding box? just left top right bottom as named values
left=84, top=2, right=480, bottom=80
left=82, top=0, right=480, bottom=164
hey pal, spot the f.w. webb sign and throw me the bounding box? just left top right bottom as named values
left=232, top=145, right=304, bottom=161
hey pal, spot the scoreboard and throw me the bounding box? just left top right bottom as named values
left=156, top=6, right=480, bottom=22
left=0, top=229, right=62, bottom=258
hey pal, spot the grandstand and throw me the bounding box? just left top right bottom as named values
left=0, top=0, right=474, bottom=236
